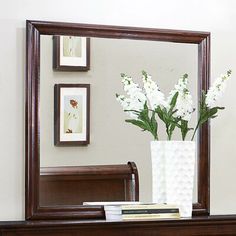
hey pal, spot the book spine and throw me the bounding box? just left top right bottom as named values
left=122, top=208, right=179, bottom=215
left=122, top=213, right=180, bottom=220
left=121, top=205, right=178, bottom=210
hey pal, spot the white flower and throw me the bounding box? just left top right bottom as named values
left=116, top=74, right=147, bottom=119
left=205, top=70, right=232, bottom=108
left=167, top=74, right=194, bottom=121
left=176, top=90, right=194, bottom=121
left=142, top=72, right=167, bottom=109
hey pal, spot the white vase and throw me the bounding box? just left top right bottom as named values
left=151, top=141, right=196, bottom=217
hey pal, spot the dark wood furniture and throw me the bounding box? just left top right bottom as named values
left=39, top=162, right=139, bottom=207
left=1, top=216, right=236, bottom=235
left=26, top=20, right=210, bottom=220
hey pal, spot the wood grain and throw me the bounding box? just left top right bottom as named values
left=39, top=163, right=139, bottom=207
left=1, top=216, right=236, bottom=235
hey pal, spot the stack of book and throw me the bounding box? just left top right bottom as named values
left=83, top=202, right=180, bottom=220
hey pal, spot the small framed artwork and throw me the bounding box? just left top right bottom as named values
left=54, top=84, right=90, bottom=146
left=53, top=36, right=90, bottom=71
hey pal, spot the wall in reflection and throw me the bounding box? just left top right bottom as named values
left=40, top=35, right=198, bottom=202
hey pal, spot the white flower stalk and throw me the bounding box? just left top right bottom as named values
left=116, top=95, right=134, bottom=118
left=205, top=70, right=232, bottom=108
left=117, top=70, right=232, bottom=141
left=191, top=70, right=232, bottom=141
left=142, top=71, right=167, bottom=109
left=177, top=91, right=193, bottom=121
left=116, top=74, right=147, bottom=119
left=167, top=74, right=194, bottom=121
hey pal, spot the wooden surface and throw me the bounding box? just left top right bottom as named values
left=39, top=162, right=139, bottom=206
left=1, top=216, right=236, bottom=235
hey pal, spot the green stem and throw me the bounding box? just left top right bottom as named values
left=153, top=132, right=158, bottom=141
left=191, top=120, right=200, bottom=141
left=167, top=127, right=171, bottom=140
left=181, top=122, right=187, bottom=141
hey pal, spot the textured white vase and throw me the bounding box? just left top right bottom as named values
left=151, top=141, right=195, bottom=217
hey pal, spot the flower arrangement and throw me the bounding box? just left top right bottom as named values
left=116, top=70, right=232, bottom=141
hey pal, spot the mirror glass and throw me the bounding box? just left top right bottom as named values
left=40, top=35, right=198, bottom=205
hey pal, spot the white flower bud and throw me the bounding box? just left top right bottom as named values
left=167, top=74, right=194, bottom=121
left=117, top=75, right=147, bottom=119
left=205, top=71, right=231, bottom=108
left=142, top=73, right=167, bottom=109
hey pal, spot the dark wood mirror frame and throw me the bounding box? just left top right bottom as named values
left=25, top=20, right=210, bottom=220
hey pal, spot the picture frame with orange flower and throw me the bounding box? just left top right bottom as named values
left=54, top=84, right=90, bottom=146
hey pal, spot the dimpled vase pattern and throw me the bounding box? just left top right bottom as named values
left=151, top=141, right=195, bottom=217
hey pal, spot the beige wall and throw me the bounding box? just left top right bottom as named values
left=0, top=0, right=236, bottom=220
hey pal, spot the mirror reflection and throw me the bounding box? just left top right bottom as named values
left=39, top=35, right=198, bottom=205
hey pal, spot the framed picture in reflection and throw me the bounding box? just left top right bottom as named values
left=54, top=84, right=90, bottom=146
left=53, top=36, right=90, bottom=71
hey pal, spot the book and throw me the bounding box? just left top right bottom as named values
left=122, top=208, right=179, bottom=215
left=106, top=212, right=180, bottom=221
left=83, top=201, right=142, bottom=206
left=104, top=204, right=179, bottom=213
left=83, top=202, right=180, bottom=220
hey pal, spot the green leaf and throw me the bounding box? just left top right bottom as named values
left=170, top=92, right=179, bottom=107
left=169, top=123, right=176, bottom=138
left=124, top=109, right=140, bottom=115
left=178, top=119, right=194, bottom=141
left=155, top=106, right=164, bottom=121
left=181, top=120, right=188, bottom=140
left=199, top=106, right=225, bottom=126
left=125, top=119, right=148, bottom=131
left=170, top=109, right=178, bottom=116
left=150, top=111, right=158, bottom=140
left=214, top=106, right=225, bottom=110
left=168, top=92, right=178, bottom=116
left=150, top=111, right=158, bottom=139
left=138, top=102, right=148, bottom=121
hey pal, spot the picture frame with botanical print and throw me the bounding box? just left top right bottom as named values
left=53, top=36, right=90, bottom=71
left=54, top=84, right=90, bottom=146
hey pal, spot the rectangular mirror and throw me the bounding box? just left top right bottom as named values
left=40, top=35, right=198, bottom=204
left=26, top=20, right=210, bottom=220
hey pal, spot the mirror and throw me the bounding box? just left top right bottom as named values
left=26, top=20, right=210, bottom=220
left=40, top=35, right=199, bottom=202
